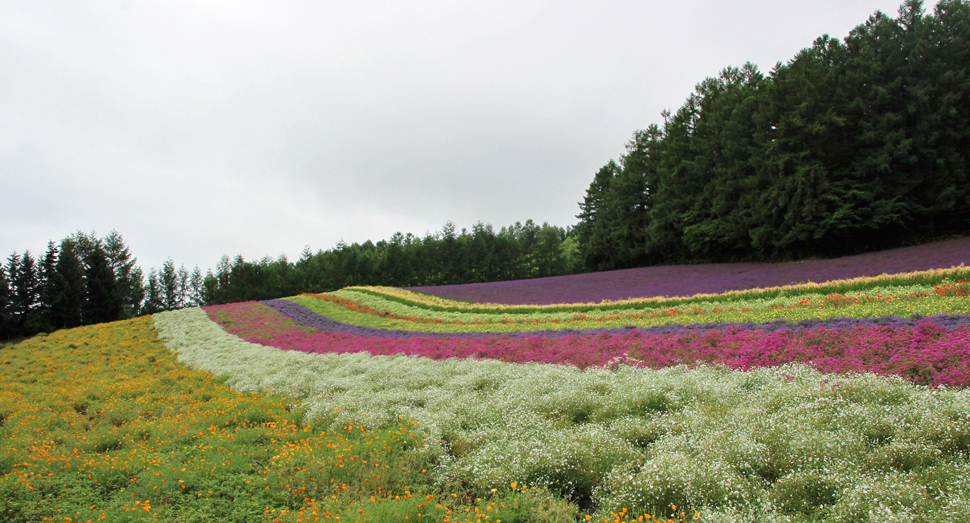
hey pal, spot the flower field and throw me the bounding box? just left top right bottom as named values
left=3, top=256, right=970, bottom=521
left=0, top=318, right=574, bottom=523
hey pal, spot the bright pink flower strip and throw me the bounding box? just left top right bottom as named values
left=206, top=302, right=970, bottom=388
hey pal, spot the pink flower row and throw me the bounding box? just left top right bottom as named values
left=206, top=302, right=970, bottom=388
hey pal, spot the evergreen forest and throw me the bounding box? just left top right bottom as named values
left=576, top=0, right=970, bottom=270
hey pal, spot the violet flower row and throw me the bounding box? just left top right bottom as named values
left=404, top=236, right=970, bottom=304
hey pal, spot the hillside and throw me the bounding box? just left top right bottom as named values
left=2, top=253, right=969, bottom=521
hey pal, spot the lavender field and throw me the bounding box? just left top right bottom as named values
left=406, top=236, right=970, bottom=305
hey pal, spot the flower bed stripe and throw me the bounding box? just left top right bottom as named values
left=289, top=287, right=970, bottom=333
left=206, top=301, right=970, bottom=387
left=262, top=297, right=970, bottom=338
left=404, top=237, right=970, bottom=305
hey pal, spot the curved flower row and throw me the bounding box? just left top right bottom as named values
left=263, top=297, right=970, bottom=339
left=348, top=275, right=970, bottom=313
left=285, top=288, right=970, bottom=335
left=204, top=301, right=970, bottom=387
left=325, top=281, right=970, bottom=326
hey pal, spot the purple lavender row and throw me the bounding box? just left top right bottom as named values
left=405, top=236, right=970, bottom=304
left=259, top=299, right=970, bottom=339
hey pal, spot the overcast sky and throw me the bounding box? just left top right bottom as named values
left=1, top=0, right=920, bottom=274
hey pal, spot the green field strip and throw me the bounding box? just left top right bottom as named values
left=331, top=284, right=962, bottom=323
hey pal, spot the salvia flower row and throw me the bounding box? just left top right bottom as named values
left=403, top=239, right=970, bottom=305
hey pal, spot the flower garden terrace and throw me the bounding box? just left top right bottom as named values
left=2, top=263, right=970, bottom=522
left=201, top=271, right=970, bottom=389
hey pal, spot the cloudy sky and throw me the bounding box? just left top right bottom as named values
left=1, top=0, right=918, bottom=273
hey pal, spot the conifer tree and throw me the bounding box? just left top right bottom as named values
left=83, top=245, right=121, bottom=325
left=188, top=266, right=204, bottom=307
left=0, top=264, right=13, bottom=340
left=575, top=160, right=621, bottom=271
left=160, top=259, right=179, bottom=310
left=11, top=251, right=40, bottom=336
left=141, top=269, right=164, bottom=315
left=35, top=242, right=59, bottom=333
left=103, top=230, right=144, bottom=318
left=51, top=240, right=86, bottom=330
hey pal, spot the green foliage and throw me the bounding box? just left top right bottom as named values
left=200, top=219, right=576, bottom=305
left=577, top=1, right=970, bottom=270
left=83, top=243, right=122, bottom=325
left=1, top=231, right=182, bottom=340
left=103, top=230, right=146, bottom=320
left=0, top=264, right=13, bottom=340
left=8, top=251, right=40, bottom=337
left=49, top=239, right=85, bottom=331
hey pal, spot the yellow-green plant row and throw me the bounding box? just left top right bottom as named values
left=330, top=284, right=966, bottom=324
left=289, top=285, right=970, bottom=334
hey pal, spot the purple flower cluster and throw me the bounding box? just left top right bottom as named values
left=405, top=236, right=970, bottom=304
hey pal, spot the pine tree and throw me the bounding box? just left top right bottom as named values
left=35, top=242, right=59, bottom=333
left=51, top=240, right=86, bottom=330
left=0, top=263, right=13, bottom=340
left=141, top=269, right=164, bottom=315
left=11, top=251, right=40, bottom=336
left=613, top=125, right=662, bottom=266
left=188, top=266, right=204, bottom=307
left=103, top=230, right=144, bottom=319
left=83, top=245, right=121, bottom=325
left=160, top=259, right=179, bottom=310
left=176, top=265, right=190, bottom=308
left=575, top=160, right=621, bottom=271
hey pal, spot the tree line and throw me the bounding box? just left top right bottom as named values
left=0, top=231, right=208, bottom=340
left=199, top=220, right=578, bottom=305
left=0, top=221, right=578, bottom=339
left=576, top=0, right=970, bottom=271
